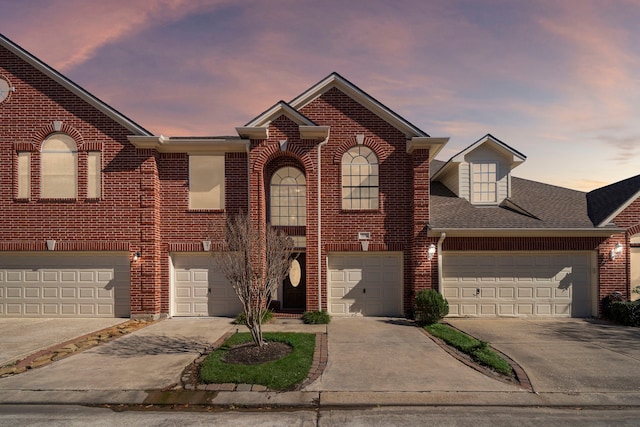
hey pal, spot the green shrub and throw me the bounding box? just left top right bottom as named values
left=602, top=292, right=625, bottom=319
left=608, top=301, right=640, bottom=327
left=414, top=289, right=449, bottom=326
left=234, top=309, right=274, bottom=325
left=302, top=310, right=331, bottom=324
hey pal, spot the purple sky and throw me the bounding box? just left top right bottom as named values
left=2, top=0, right=639, bottom=190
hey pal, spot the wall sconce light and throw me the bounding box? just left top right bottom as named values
left=610, top=242, right=624, bottom=260
left=133, top=251, right=141, bottom=261
left=427, top=244, right=437, bottom=260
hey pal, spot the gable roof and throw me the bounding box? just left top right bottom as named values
left=587, top=174, right=640, bottom=227
left=432, top=133, right=526, bottom=181
left=0, top=34, right=151, bottom=136
left=429, top=158, right=620, bottom=236
left=290, top=72, right=430, bottom=139
left=236, top=100, right=329, bottom=140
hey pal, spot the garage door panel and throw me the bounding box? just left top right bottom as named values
left=0, top=253, right=130, bottom=318
left=327, top=252, right=402, bottom=317
left=443, top=252, right=592, bottom=318
left=172, top=253, right=243, bottom=317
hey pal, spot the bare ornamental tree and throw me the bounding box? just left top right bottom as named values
left=216, top=214, right=294, bottom=347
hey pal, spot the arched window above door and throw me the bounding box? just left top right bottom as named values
left=270, top=167, right=306, bottom=226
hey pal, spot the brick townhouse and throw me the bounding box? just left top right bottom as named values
left=1, top=34, right=638, bottom=319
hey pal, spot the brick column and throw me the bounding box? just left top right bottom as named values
left=131, top=150, right=162, bottom=318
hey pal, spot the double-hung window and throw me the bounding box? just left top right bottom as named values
left=471, top=162, right=497, bottom=204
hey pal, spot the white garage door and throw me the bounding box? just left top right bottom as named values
left=0, top=252, right=130, bottom=317
left=172, top=253, right=243, bottom=317
left=327, top=252, right=403, bottom=317
left=442, top=252, right=593, bottom=318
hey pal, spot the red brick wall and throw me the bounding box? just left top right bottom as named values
left=299, top=88, right=416, bottom=313
left=609, top=196, right=640, bottom=305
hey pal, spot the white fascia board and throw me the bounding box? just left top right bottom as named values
left=427, top=227, right=624, bottom=238
left=407, top=137, right=449, bottom=160
left=236, top=127, right=268, bottom=140
left=597, top=188, right=640, bottom=227
left=244, top=102, right=315, bottom=128
left=299, top=125, right=330, bottom=140
left=128, top=136, right=249, bottom=153
left=451, top=135, right=526, bottom=166
left=1, top=35, right=150, bottom=136
left=290, top=73, right=429, bottom=138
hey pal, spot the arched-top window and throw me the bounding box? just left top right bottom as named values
left=270, top=167, right=306, bottom=226
left=41, top=133, right=77, bottom=199
left=341, top=146, right=379, bottom=210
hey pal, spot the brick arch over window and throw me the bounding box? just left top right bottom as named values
left=251, top=143, right=315, bottom=173
left=32, top=122, right=84, bottom=150
left=332, top=136, right=385, bottom=165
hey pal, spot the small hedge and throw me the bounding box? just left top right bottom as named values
left=302, top=310, right=331, bottom=324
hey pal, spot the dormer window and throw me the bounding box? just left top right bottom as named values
left=471, top=162, right=497, bottom=204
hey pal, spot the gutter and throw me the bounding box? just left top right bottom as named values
left=427, top=227, right=623, bottom=238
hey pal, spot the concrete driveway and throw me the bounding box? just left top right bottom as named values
left=0, top=318, right=127, bottom=366
left=305, top=317, right=521, bottom=392
left=0, top=317, right=235, bottom=391
left=448, top=318, right=640, bottom=393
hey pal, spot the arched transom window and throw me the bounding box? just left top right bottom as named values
left=41, top=133, right=78, bottom=199
left=341, top=146, right=379, bottom=210
left=270, top=167, right=306, bottom=226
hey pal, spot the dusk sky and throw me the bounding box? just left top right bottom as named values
left=2, top=0, right=639, bottom=191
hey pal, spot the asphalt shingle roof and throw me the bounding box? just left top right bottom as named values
left=429, top=161, right=611, bottom=229
left=586, top=174, right=640, bottom=226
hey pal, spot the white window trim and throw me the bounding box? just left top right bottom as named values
left=470, top=162, right=498, bottom=205
left=40, top=134, right=78, bottom=199
left=341, top=146, right=379, bottom=210
left=270, top=166, right=306, bottom=226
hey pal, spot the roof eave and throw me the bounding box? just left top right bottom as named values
left=290, top=73, right=429, bottom=138
left=407, top=137, right=449, bottom=161
left=128, top=135, right=249, bottom=153
left=596, top=188, right=640, bottom=227
left=427, top=227, right=623, bottom=238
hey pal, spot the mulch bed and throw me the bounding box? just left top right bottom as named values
left=222, top=341, right=292, bottom=365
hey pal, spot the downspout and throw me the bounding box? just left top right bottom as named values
left=437, top=232, right=446, bottom=293
left=246, top=142, right=251, bottom=214
left=317, top=135, right=329, bottom=311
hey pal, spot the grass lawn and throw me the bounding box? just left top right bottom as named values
left=425, top=323, right=512, bottom=376
left=199, top=332, right=315, bottom=390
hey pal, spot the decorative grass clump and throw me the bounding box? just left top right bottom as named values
left=425, top=323, right=512, bottom=376
left=199, top=332, right=315, bottom=390
left=302, top=310, right=331, bottom=324
left=233, top=310, right=274, bottom=325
